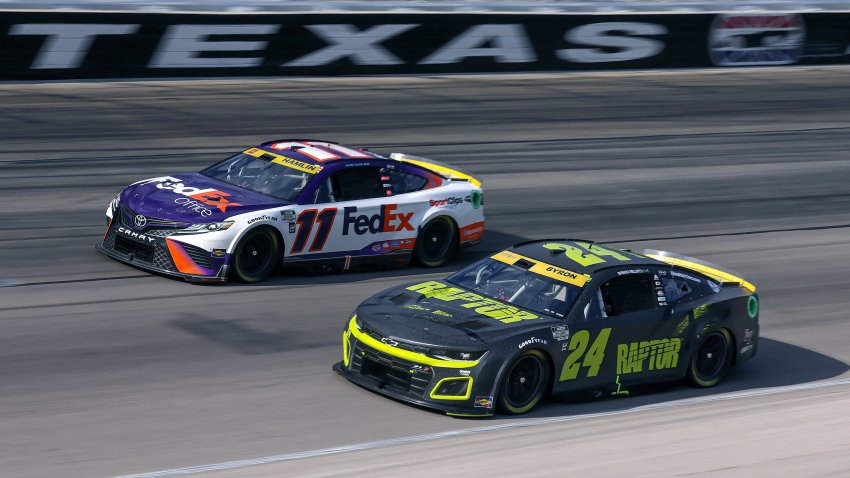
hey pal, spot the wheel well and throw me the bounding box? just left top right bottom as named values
left=238, top=225, right=285, bottom=262
left=725, top=327, right=738, bottom=367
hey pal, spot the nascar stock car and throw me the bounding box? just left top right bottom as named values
left=97, top=140, right=484, bottom=282
left=334, top=240, right=760, bottom=416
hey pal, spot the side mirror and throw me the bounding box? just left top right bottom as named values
left=583, top=302, right=592, bottom=321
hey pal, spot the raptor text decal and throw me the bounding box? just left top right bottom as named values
left=406, top=281, right=538, bottom=324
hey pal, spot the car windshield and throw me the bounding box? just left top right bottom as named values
left=446, top=257, right=584, bottom=319
left=200, top=153, right=314, bottom=202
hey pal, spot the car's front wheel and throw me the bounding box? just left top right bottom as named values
left=231, top=228, right=280, bottom=283
left=687, top=328, right=734, bottom=387
left=413, top=216, right=457, bottom=267
left=497, top=349, right=550, bottom=414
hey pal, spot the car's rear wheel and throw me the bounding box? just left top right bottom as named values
left=687, top=328, right=734, bottom=387
left=498, top=349, right=550, bottom=414
left=231, top=228, right=280, bottom=283
left=414, top=216, right=457, bottom=267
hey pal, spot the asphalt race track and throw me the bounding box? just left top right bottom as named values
left=1, top=68, right=849, bottom=477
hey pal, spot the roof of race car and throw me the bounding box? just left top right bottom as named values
left=255, top=139, right=385, bottom=165
left=507, top=239, right=666, bottom=276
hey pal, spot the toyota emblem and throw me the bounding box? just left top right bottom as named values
left=134, top=214, right=147, bottom=228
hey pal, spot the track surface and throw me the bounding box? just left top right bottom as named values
left=1, top=69, right=849, bottom=477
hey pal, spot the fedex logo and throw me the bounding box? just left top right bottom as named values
left=134, top=176, right=241, bottom=213
left=342, top=205, right=414, bottom=235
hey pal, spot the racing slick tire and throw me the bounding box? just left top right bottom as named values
left=414, top=216, right=457, bottom=267
left=231, top=227, right=280, bottom=283
left=497, top=349, right=550, bottom=415
left=687, top=328, right=734, bottom=387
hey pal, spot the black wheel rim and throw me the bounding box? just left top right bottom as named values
left=695, top=333, right=728, bottom=381
left=238, top=232, right=274, bottom=277
left=421, top=220, right=451, bottom=261
left=505, top=356, right=544, bottom=408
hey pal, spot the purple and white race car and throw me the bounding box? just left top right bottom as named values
left=98, top=140, right=485, bottom=283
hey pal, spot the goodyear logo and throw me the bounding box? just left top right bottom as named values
left=406, top=281, right=538, bottom=324
left=617, top=338, right=681, bottom=375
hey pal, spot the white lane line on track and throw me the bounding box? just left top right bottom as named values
left=117, top=377, right=850, bottom=478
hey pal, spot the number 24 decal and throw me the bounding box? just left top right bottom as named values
left=560, top=328, right=611, bottom=381
left=291, top=208, right=337, bottom=254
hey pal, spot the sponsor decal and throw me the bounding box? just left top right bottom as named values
left=611, top=375, right=630, bottom=396
left=518, top=337, right=547, bottom=349
left=117, top=226, right=156, bottom=244
left=692, top=304, right=710, bottom=320
left=411, top=364, right=430, bottom=373
left=743, top=328, right=755, bottom=344
left=671, top=270, right=702, bottom=283
left=740, top=344, right=755, bottom=355
left=474, top=396, right=494, bottom=409
left=134, top=176, right=242, bottom=216
left=211, top=249, right=226, bottom=257
left=459, top=369, right=471, bottom=376
left=406, top=281, right=539, bottom=324
left=708, top=280, right=721, bottom=293
left=342, top=205, right=414, bottom=235
left=551, top=325, right=569, bottom=342
left=281, top=210, right=296, bottom=222
left=289, top=223, right=296, bottom=233
left=248, top=214, right=278, bottom=224
left=617, top=269, right=650, bottom=275
left=708, top=14, right=805, bottom=66
left=616, top=338, right=681, bottom=375
left=429, top=197, right=463, bottom=208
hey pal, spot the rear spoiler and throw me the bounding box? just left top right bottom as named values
left=390, top=153, right=482, bottom=188
left=644, top=249, right=757, bottom=293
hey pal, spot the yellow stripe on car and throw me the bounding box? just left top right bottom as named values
left=646, top=254, right=757, bottom=293
left=244, top=148, right=322, bottom=174
left=491, top=251, right=590, bottom=287
left=347, top=317, right=480, bottom=369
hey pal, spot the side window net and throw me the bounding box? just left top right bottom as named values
left=333, top=167, right=384, bottom=201
left=600, top=275, right=656, bottom=317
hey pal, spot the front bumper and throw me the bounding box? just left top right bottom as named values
left=334, top=317, right=495, bottom=417
left=98, top=219, right=229, bottom=283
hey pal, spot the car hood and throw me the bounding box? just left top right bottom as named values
left=355, top=280, right=561, bottom=349
left=120, top=173, right=291, bottom=223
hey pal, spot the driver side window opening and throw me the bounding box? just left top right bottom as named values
left=331, top=167, right=384, bottom=201
left=598, top=274, right=657, bottom=318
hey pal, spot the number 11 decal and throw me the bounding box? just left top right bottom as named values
left=291, top=207, right=337, bottom=254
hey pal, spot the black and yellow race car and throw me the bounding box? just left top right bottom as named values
left=333, top=239, right=759, bottom=416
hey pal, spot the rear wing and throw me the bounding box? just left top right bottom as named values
left=644, top=249, right=757, bottom=293
left=389, top=153, right=482, bottom=188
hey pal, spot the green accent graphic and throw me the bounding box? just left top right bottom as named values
left=692, top=304, right=709, bottom=320
left=612, top=375, right=630, bottom=396
left=747, top=296, right=759, bottom=319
